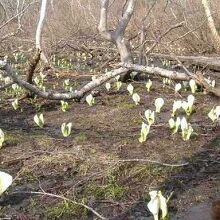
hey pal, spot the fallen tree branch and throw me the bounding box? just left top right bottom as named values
left=150, top=53, right=220, bottom=72
left=108, top=159, right=189, bottom=167
left=0, top=60, right=127, bottom=100
left=12, top=191, right=107, bottom=220
left=121, top=62, right=220, bottom=97
left=121, top=62, right=190, bottom=81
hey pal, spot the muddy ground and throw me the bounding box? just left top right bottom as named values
left=0, top=69, right=220, bottom=220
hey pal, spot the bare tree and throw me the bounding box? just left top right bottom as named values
left=35, top=0, right=48, bottom=64
left=98, top=0, right=136, bottom=81
left=202, top=0, right=220, bottom=53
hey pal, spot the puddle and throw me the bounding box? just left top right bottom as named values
left=176, top=203, right=212, bottom=220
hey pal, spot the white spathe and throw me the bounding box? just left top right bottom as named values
left=0, top=171, right=12, bottom=196
left=147, top=190, right=168, bottom=220
left=175, top=83, right=182, bottom=93
left=155, top=98, right=164, bottom=113
left=127, top=83, right=134, bottom=95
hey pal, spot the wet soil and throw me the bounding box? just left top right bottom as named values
left=0, top=73, right=220, bottom=220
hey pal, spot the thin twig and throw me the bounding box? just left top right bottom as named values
left=107, top=159, right=189, bottom=167
left=12, top=191, right=108, bottom=220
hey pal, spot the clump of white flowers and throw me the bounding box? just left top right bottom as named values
left=155, top=98, right=164, bottom=113
left=132, top=93, right=140, bottom=105
left=34, top=113, right=44, bottom=128
left=0, top=171, right=13, bottom=196
left=86, top=94, right=95, bottom=106
left=61, top=122, right=72, bottom=137
left=169, top=117, right=193, bottom=141
left=208, top=106, right=220, bottom=122
left=147, top=190, right=168, bottom=220
left=0, top=129, right=5, bottom=148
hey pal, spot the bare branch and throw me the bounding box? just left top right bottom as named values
left=12, top=191, right=107, bottom=220
left=0, top=60, right=127, bottom=100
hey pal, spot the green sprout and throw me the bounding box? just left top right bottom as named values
left=60, top=101, right=69, bottom=112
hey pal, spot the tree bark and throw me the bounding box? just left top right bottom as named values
left=0, top=60, right=127, bottom=100
left=98, top=0, right=136, bottom=81
left=202, top=0, right=220, bottom=53
left=36, top=0, right=48, bottom=64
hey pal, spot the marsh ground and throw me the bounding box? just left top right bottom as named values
left=0, top=71, right=220, bottom=220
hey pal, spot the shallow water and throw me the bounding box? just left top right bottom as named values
left=177, top=202, right=212, bottom=220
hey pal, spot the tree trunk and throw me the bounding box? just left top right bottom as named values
left=98, top=0, right=136, bottom=81
left=202, top=0, right=220, bottom=53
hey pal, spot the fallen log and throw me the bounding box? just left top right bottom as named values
left=150, top=53, right=220, bottom=72
left=121, top=62, right=220, bottom=97
left=0, top=60, right=127, bottom=100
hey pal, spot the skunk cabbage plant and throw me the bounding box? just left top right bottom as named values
left=145, top=110, right=155, bottom=126
left=180, top=117, right=193, bottom=141
left=172, top=100, right=182, bottom=116
left=34, top=113, right=44, bottom=128
left=86, top=94, right=95, bottom=106
left=61, top=122, right=72, bottom=137
left=175, top=83, right=182, bottom=93
left=105, top=82, right=111, bottom=91
left=146, top=79, right=152, bottom=92
left=138, top=122, right=150, bottom=143
left=208, top=106, right=220, bottom=122
left=147, top=190, right=168, bottom=220
left=127, top=83, right=134, bottom=95
left=169, top=117, right=181, bottom=134
left=189, top=79, right=197, bottom=93
left=0, top=171, right=12, bottom=196
left=155, top=98, right=164, bottom=113
left=0, top=129, right=5, bottom=148
left=132, top=93, right=140, bottom=105
left=12, top=99, right=19, bottom=110
left=61, top=101, right=69, bottom=112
